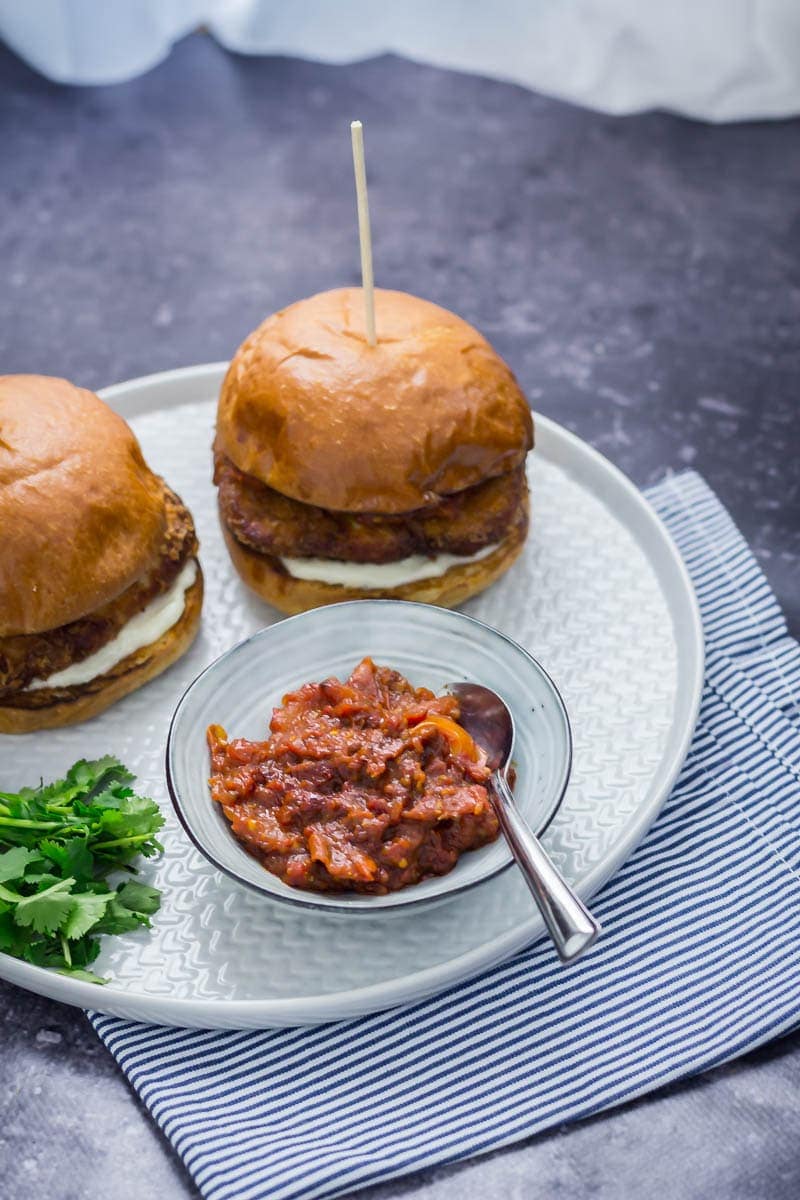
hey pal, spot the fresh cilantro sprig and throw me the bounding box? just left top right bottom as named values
left=0, top=756, right=164, bottom=982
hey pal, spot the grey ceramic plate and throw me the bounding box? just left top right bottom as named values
left=166, top=601, right=573, bottom=914
left=0, top=364, right=703, bottom=1027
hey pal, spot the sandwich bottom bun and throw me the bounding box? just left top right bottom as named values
left=0, top=567, right=203, bottom=734
left=221, top=503, right=529, bottom=616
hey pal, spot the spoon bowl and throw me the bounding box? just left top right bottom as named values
left=452, top=681, right=601, bottom=963
left=450, top=682, right=515, bottom=771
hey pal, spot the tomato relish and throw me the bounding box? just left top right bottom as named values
left=207, top=657, right=499, bottom=894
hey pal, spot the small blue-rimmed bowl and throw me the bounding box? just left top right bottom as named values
left=166, top=600, right=572, bottom=914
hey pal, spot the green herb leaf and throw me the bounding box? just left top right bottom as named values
left=0, top=911, right=25, bottom=954
left=67, top=756, right=132, bottom=794
left=116, top=881, right=161, bottom=916
left=39, top=838, right=94, bottom=882
left=22, top=873, right=63, bottom=889
left=0, top=846, right=40, bottom=882
left=0, top=756, right=163, bottom=976
left=94, top=897, right=150, bottom=935
left=62, top=892, right=112, bottom=940
left=56, top=966, right=106, bottom=984
left=13, top=879, right=76, bottom=935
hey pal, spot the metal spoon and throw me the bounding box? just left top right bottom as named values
left=451, top=682, right=600, bottom=964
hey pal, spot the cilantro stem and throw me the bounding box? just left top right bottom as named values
left=92, top=834, right=156, bottom=851
left=60, top=935, right=72, bottom=967
left=21, top=876, right=75, bottom=900
left=0, top=816, right=64, bottom=831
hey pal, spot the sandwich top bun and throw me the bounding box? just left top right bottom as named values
left=0, top=375, right=166, bottom=638
left=216, top=288, right=533, bottom=514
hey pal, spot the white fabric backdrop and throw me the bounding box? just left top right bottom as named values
left=1, top=0, right=799, bottom=120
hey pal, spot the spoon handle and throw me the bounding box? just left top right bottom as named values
left=492, top=772, right=600, bottom=963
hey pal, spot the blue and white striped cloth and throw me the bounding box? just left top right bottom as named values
left=91, top=470, right=800, bottom=1200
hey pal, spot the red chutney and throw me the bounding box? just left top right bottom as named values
left=207, top=657, right=499, bottom=894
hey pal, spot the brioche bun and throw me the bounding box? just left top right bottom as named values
left=0, top=375, right=166, bottom=637
left=217, top=288, right=533, bottom=515
left=0, top=374, right=203, bottom=731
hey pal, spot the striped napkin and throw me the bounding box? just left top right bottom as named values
left=90, top=470, right=800, bottom=1200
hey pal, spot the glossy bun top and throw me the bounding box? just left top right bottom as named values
left=216, top=288, right=533, bottom=514
left=0, top=375, right=167, bottom=636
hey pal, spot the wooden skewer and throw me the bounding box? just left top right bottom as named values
left=350, top=119, right=376, bottom=347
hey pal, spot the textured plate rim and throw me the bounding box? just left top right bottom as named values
left=0, top=362, right=704, bottom=1027
left=165, top=599, right=574, bottom=914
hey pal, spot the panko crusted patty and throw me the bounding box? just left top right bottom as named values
left=215, top=452, right=528, bottom=565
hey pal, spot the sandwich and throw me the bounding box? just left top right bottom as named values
left=0, top=375, right=203, bottom=732
left=214, top=287, right=533, bottom=613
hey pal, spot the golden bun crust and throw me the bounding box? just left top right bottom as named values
left=217, top=288, right=533, bottom=514
left=0, top=568, right=203, bottom=733
left=0, top=375, right=167, bottom=637
left=221, top=503, right=528, bottom=615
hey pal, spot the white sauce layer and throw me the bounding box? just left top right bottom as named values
left=280, top=544, right=499, bottom=588
left=27, top=559, right=198, bottom=691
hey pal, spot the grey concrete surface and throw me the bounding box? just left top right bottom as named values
left=1, top=31, right=799, bottom=1200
